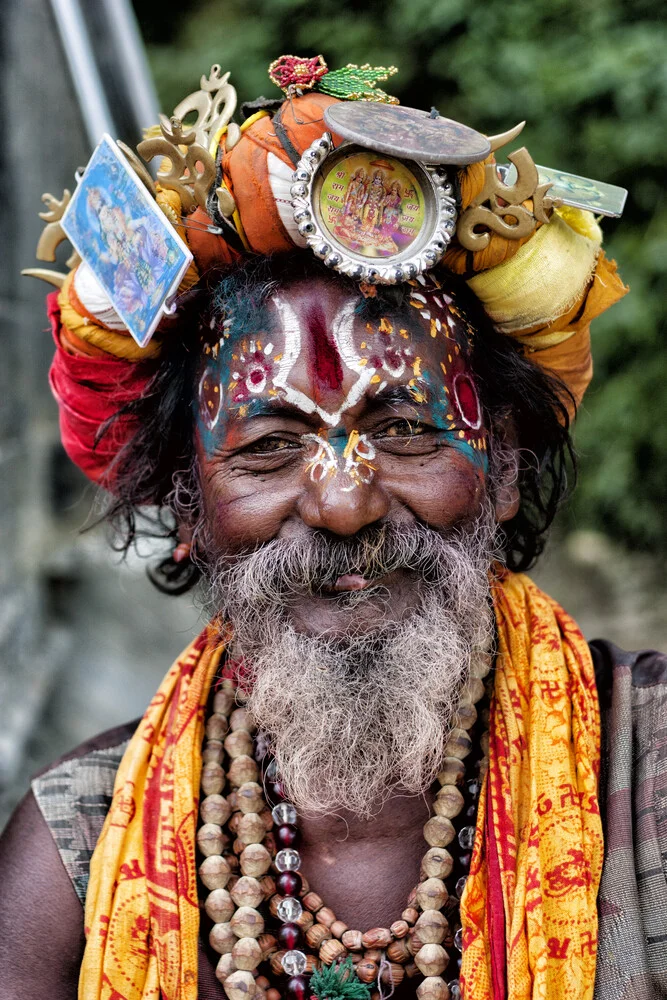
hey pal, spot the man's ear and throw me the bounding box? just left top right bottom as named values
left=490, top=418, right=520, bottom=524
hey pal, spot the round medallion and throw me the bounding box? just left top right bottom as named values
left=324, top=103, right=491, bottom=166
left=318, top=149, right=426, bottom=260
left=291, top=134, right=457, bottom=285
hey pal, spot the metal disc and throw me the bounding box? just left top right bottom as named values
left=324, top=103, right=491, bottom=166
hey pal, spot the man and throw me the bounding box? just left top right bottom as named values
left=2, top=57, right=665, bottom=1000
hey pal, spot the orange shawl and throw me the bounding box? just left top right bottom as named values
left=79, top=573, right=602, bottom=1000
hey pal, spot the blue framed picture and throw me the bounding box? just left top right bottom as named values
left=61, top=134, right=193, bottom=347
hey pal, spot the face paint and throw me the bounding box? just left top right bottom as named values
left=195, top=273, right=488, bottom=472
left=302, top=429, right=376, bottom=491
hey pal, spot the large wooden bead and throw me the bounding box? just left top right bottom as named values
left=214, top=689, right=235, bottom=716
left=415, top=878, right=448, bottom=911
left=361, top=927, right=392, bottom=949
left=363, top=949, right=382, bottom=963
left=207, top=714, right=229, bottom=741
left=237, top=782, right=264, bottom=815
left=320, top=939, right=346, bottom=965
left=232, top=936, right=262, bottom=971
left=303, top=892, right=324, bottom=913
left=342, top=930, right=363, bottom=951
left=423, top=816, right=455, bottom=848
left=237, top=812, right=266, bottom=845
left=200, top=854, right=233, bottom=890
left=197, top=823, right=226, bottom=857
left=215, top=952, right=236, bottom=984
left=210, top=921, right=236, bottom=954
left=201, top=794, right=232, bottom=826
left=331, top=920, right=348, bottom=939
left=436, top=757, right=465, bottom=787
left=206, top=888, right=235, bottom=923
left=203, top=740, right=224, bottom=764
left=380, top=963, right=405, bottom=987
left=401, top=907, right=419, bottom=925
left=454, top=701, right=477, bottom=731
left=421, top=847, right=454, bottom=880
left=230, top=707, right=253, bottom=732
left=240, top=843, right=271, bottom=877
left=433, top=786, right=464, bottom=820
left=306, top=923, right=332, bottom=949
left=463, top=676, right=486, bottom=704
left=404, top=961, right=418, bottom=979
left=201, top=762, right=226, bottom=796
left=223, top=969, right=256, bottom=1000
left=316, top=907, right=336, bottom=928
left=390, top=920, right=409, bottom=939
left=387, top=938, right=410, bottom=963
left=266, top=991, right=281, bottom=1000
left=231, top=875, right=264, bottom=909
left=356, top=961, right=379, bottom=984
left=231, top=906, right=264, bottom=939
left=414, top=911, right=447, bottom=945
left=443, top=728, right=473, bottom=760
left=228, top=755, right=259, bottom=787
left=295, top=910, right=314, bottom=932
left=414, top=944, right=449, bottom=977
left=258, top=933, right=278, bottom=959
left=269, top=951, right=286, bottom=977
left=225, top=731, right=254, bottom=759
left=416, top=976, right=449, bottom=1000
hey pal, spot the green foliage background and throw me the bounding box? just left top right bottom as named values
left=133, top=0, right=667, bottom=553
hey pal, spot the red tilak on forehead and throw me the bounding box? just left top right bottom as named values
left=306, top=303, right=344, bottom=391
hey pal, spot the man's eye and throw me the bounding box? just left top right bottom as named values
left=380, top=419, right=426, bottom=438
left=244, top=437, right=300, bottom=454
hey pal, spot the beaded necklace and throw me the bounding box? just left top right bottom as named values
left=196, top=650, right=492, bottom=1000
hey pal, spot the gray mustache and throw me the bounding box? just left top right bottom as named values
left=212, top=520, right=486, bottom=603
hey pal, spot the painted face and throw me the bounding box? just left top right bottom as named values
left=195, top=272, right=493, bottom=632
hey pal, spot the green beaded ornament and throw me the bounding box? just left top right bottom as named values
left=317, top=63, right=399, bottom=104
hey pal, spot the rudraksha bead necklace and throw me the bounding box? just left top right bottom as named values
left=196, top=650, right=491, bottom=1000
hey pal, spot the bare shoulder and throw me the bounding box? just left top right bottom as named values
left=0, top=789, right=84, bottom=999
left=0, top=720, right=138, bottom=1000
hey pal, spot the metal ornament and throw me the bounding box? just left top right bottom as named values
left=324, top=103, right=491, bottom=166
left=499, top=162, right=628, bottom=218
left=291, top=133, right=457, bottom=285
left=456, top=147, right=557, bottom=251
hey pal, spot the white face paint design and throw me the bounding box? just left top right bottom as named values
left=271, top=296, right=374, bottom=427
left=303, top=431, right=377, bottom=492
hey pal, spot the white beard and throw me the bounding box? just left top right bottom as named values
left=203, top=508, right=497, bottom=818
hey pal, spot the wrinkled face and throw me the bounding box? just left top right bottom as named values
left=194, top=272, right=497, bottom=637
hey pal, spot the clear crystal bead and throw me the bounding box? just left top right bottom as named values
left=281, top=950, right=307, bottom=976
left=458, top=825, right=476, bottom=850
left=448, top=981, right=461, bottom=1000
left=272, top=802, right=297, bottom=826
left=454, top=927, right=463, bottom=952
left=455, top=876, right=468, bottom=898
left=265, top=758, right=278, bottom=780
left=466, top=779, right=480, bottom=799
left=277, top=896, right=303, bottom=922
left=275, top=848, right=301, bottom=872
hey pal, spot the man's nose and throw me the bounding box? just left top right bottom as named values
left=298, top=469, right=390, bottom=537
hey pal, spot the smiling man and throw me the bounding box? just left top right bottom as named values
left=2, top=57, right=666, bottom=1000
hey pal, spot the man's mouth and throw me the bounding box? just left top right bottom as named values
left=331, top=573, right=374, bottom=592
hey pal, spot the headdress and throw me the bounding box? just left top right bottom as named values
left=25, top=56, right=628, bottom=488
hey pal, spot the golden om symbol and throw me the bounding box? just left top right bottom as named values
left=457, top=147, right=558, bottom=251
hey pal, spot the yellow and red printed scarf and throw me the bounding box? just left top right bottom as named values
left=79, top=573, right=602, bottom=1000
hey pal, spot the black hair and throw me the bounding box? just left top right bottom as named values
left=103, top=254, right=575, bottom=578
